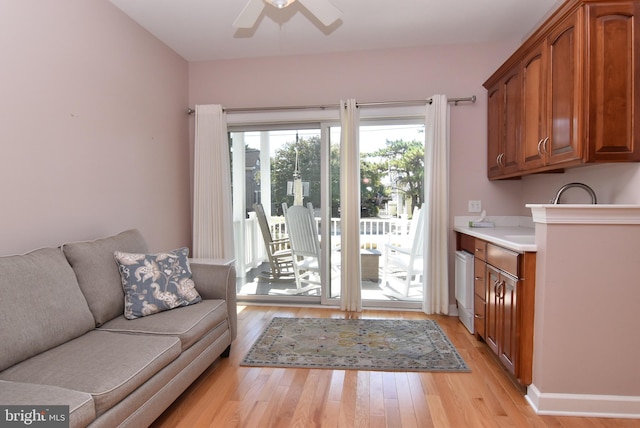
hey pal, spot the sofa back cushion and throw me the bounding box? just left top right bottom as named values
left=62, top=229, right=148, bottom=326
left=0, top=247, right=96, bottom=371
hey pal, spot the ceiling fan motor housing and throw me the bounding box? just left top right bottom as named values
left=268, top=0, right=297, bottom=8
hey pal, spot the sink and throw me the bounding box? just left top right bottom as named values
left=503, top=234, right=535, bottom=244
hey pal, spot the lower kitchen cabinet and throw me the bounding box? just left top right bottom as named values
left=486, top=264, right=518, bottom=376
left=457, top=232, right=536, bottom=387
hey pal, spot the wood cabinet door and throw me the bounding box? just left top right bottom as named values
left=587, top=2, right=640, bottom=161
left=502, top=69, right=521, bottom=175
left=498, top=274, right=518, bottom=376
left=485, top=265, right=501, bottom=356
left=487, top=83, right=503, bottom=178
left=520, top=41, right=547, bottom=170
left=546, top=8, right=584, bottom=165
left=487, top=68, right=521, bottom=178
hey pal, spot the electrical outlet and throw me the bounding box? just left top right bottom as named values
left=468, top=200, right=482, bottom=213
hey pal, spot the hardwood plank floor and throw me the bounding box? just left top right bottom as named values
left=151, top=305, right=637, bottom=428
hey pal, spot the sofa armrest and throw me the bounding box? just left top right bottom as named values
left=190, top=262, right=237, bottom=341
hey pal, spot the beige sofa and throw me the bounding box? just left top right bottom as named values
left=0, top=229, right=237, bottom=427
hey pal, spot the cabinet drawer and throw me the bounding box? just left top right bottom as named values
left=474, top=239, right=487, bottom=261
left=474, top=294, right=486, bottom=339
left=487, top=243, right=519, bottom=278
left=459, top=233, right=475, bottom=254
left=474, top=258, right=486, bottom=298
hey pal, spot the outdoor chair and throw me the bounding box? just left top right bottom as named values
left=253, top=203, right=294, bottom=280
left=381, top=204, right=425, bottom=298
left=281, top=202, right=322, bottom=294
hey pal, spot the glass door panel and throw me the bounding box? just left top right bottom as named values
left=326, top=121, right=425, bottom=306
left=360, top=122, right=425, bottom=304
left=230, top=128, right=325, bottom=302
left=326, top=125, right=341, bottom=301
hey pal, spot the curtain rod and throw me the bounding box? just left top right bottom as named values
left=186, top=95, right=476, bottom=115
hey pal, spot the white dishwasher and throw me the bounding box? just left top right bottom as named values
left=455, top=250, right=475, bottom=334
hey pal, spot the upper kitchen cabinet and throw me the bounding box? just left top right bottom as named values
left=484, top=0, right=640, bottom=180
left=586, top=2, right=640, bottom=162
left=487, top=67, right=521, bottom=178
left=521, top=10, right=584, bottom=171
left=519, top=41, right=547, bottom=171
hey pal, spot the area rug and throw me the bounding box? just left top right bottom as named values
left=241, top=317, right=469, bottom=372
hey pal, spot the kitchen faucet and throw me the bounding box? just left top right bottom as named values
left=551, top=182, right=598, bottom=204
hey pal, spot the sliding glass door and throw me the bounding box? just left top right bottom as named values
left=326, top=119, right=425, bottom=308
left=230, top=113, right=426, bottom=309
left=230, top=126, right=328, bottom=303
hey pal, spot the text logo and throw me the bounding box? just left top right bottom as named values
left=0, top=406, right=69, bottom=428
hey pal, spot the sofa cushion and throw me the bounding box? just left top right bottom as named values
left=0, top=380, right=96, bottom=428
left=114, top=247, right=201, bottom=320
left=0, top=330, right=180, bottom=417
left=62, top=229, right=148, bottom=326
left=0, top=247, right=95, bottom=372
left=99, top=299, right=228, bottom=350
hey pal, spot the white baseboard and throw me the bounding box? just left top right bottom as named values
left=526, top=384, right=640, bottom=419
left=448, top=304, right=458, bottom=316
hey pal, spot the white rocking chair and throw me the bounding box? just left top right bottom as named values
left=381, top=204, right=425, bottom=298
left=253, top=203, right=294, bottom=280
left=281, top=202, right=322, bottom=294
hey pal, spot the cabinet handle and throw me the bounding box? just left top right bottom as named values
left=542, top=137, right=549, bottom=154
left=499, top=153, right=505, bottom=167
left=475, top=276, right=483, bottom=281
left=496, top=153, right=502, bottom=168
left=493, top=278, right=502, bottom=298
left=474, top=314, right=485, bottom=319
left=537, top=139, right=544, bottom=155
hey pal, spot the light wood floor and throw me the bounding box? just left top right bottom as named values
left=151, top=305, right=636, bottom=428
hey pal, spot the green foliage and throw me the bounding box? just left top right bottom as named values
left=366, top=139, right=424, bottom=208
left=270, top=136, right=321, bottom=214
left=360, top=158, right=387, bottom=217
left=269, top=136, right=424, bottom=216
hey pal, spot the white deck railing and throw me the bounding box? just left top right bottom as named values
left=238, top=214, right=413, bottom=274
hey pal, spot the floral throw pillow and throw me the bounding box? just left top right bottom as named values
left=114, top=247, right=201, bottom=320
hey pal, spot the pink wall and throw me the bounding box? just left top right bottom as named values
left=188, top=42, right=529, bottom=298
left=0, top=1, right=190, bottom=255
left=190, top=41, right=640, bottom=225
left=521, top=163, right=640, bottom=208
left=532, top=220, right=640, bottom=402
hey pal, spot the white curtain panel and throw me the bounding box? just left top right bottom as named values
left=339, top=99, right=362, bottom=312
left=192, top=105, right=235, bottom=260
left=423, top=95, right=450, bottom=314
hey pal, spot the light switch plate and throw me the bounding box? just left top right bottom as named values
left=468, top=200, right=482, bottom=213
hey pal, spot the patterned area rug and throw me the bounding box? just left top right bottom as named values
left=241, top=317, right=470, bottom=372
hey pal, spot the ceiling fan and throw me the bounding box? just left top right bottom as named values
left=233, top=0, right=342, bottom=29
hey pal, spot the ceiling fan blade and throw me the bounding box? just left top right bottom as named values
left=233, top=0, right=265, bottom=28
left=298, top=0, right=342, bottom=26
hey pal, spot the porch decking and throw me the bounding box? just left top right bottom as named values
left=235, top=213, right=423, bottom=302
left=237, top=260, right=423, bottom=302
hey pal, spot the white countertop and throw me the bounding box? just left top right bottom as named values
left=454, top=224, right=536, bottom=252
left=526, top=204, right=640, bottom=224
